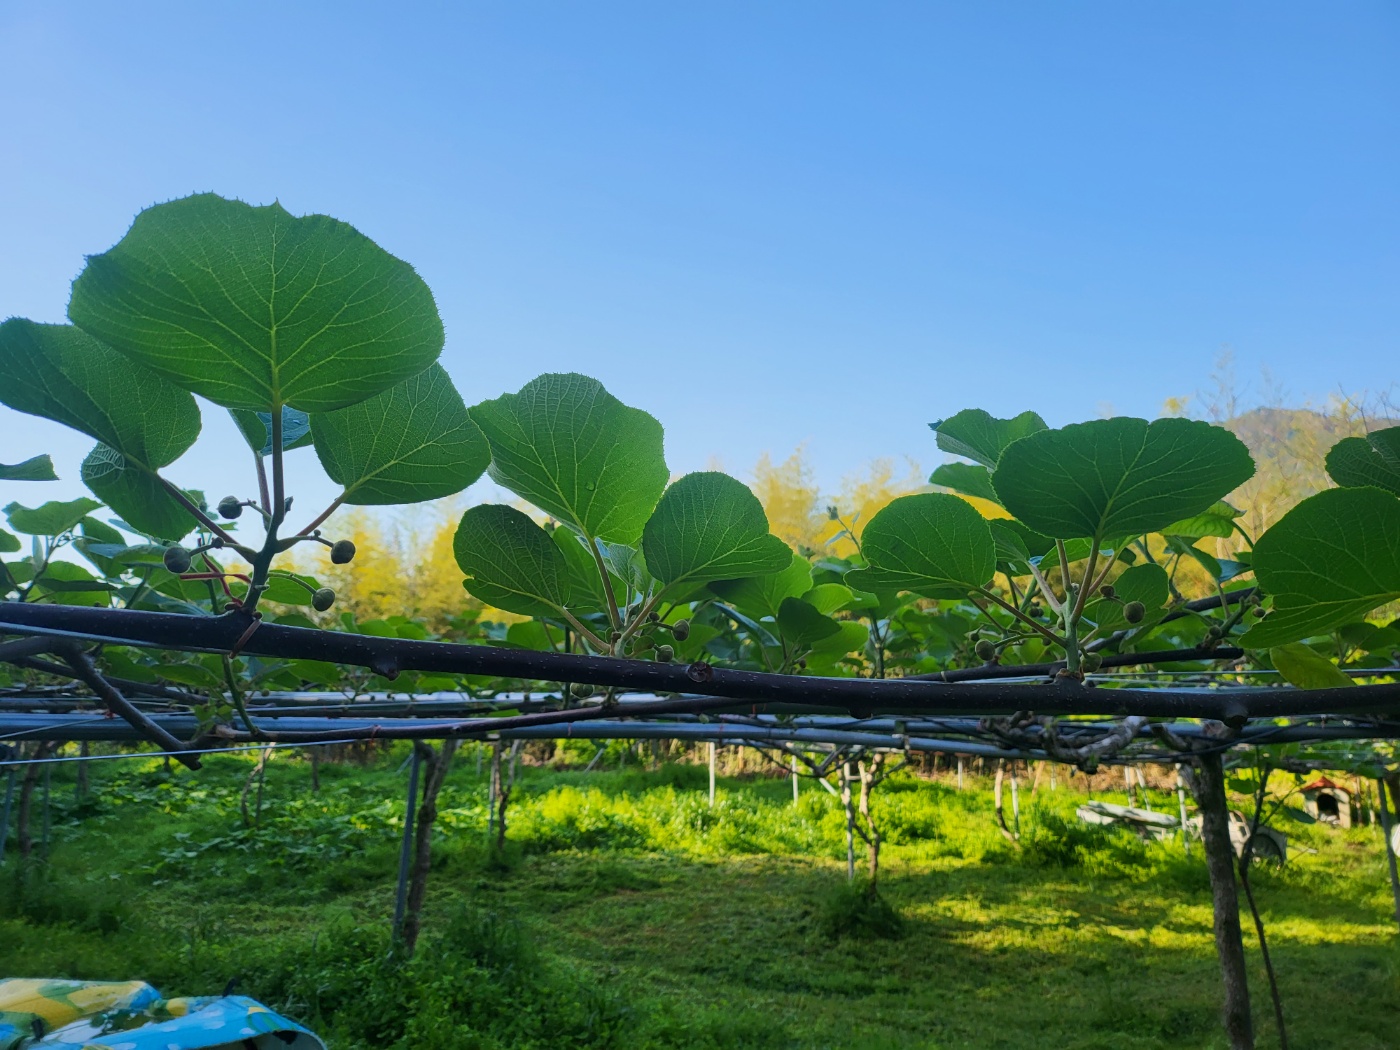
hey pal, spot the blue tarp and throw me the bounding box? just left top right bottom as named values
left=0, top=979, right=326, bottom=1050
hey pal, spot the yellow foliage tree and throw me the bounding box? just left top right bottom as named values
left=751, top=448, right=824, bottom=551
left=819, top=457, right=929, bottom=557
left=749, top=448, right=929, bottom=558
left=297, top=502, right=480, bottom=631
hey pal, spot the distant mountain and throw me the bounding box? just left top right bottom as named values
left=1216, top=406, right=1397, bottom=535
left=1227, top=406, right=1395, bottom=454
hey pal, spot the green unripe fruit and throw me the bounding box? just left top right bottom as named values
left=1123, top=601, right=1146, bottom=624
left=311, top=587, right=336, bottom=612
left=163, top=546, right=192, bottom=574
left=330, top=539, right=356, bottom=565
left=1252, top=606, right=1267, bottom=618
left=672, top=619, right=691, bottom=642
left=1098, top=584, right=1116, bottom=599
left=1029, top=604, right=1045, bottom=619
left=1206, top=625, right=1224, bottom=639
left=217, top=496, right=243, bottom=519
left=656, top=644, right=675, bottom=662
left=570, top=682, right=595, bottom=699
left=974, top=639, right=997, bottom=661
left=1082, top=653, right=1103, bottom=673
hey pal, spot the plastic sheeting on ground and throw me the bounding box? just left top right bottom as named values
left=0, top=979, right=326, bottom=1050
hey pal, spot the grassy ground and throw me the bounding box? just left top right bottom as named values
left=2, top=744, right=1397, bottom=1049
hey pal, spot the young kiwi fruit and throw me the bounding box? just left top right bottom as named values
left=163, top=546, right=192, bottom=574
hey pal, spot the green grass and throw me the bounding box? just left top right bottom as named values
left=2, top=745, right=1397, bottom=1049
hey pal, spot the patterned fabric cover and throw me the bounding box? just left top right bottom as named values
left=0, top=980, right=325, bottom=1050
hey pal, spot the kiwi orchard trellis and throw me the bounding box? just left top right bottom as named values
left=2, top=194, right=1399, bottom=1050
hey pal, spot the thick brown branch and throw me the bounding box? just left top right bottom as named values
left=0, top=604, right=1395, bottom=722
left=57, top=645, right=201, bottom=770
left=16, top=655, right=205, bottom=707
left=0, top=636, right=62, bottom=664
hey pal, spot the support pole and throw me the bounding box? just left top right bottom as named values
left=791, top=753, right=799, bottom=805
left=1178, top=766, right=1191, bottom=856
left=1010, top=765, right=1020, bottom=835
left=40, top=762, right=51, bottom=862
left=487, top=742, right=499, bottom=839
left=0, top=768, right=14, bottom=866
left=392, top=746, right=422, bottom=939
left=1375, top=777, right=1400, bottom=928
left=957, top=756, right=964, bottom=790
left=842, top=761, right=856, bottom=881
left=708, top=741, right=716, bottom=808
left=76, top=741, right=90, bottom=801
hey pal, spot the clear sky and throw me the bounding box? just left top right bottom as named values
left=2, top=3, right=1397, bottom=515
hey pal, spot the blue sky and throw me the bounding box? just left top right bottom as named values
left=1, top=2, right=1396, bottom=515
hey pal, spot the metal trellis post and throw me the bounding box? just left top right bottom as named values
left=1010, top=766, right=1020, bottom=835
left=1177, top=766, right=1191, bottom=856
left=708, top=741, right=716, bottom=808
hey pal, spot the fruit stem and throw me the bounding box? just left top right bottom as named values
left=297, top=494, right=346, bottom=538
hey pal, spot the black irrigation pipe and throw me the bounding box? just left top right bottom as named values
left=6, top=714, right=1400, bottom=769
left=3, top=603, right=1399, bottom=724
left=5, top=711, right=1400, bottom=747
left=8, top=697, right=1394, bottom=745
left=0, top=718, right=1050, bottom=764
